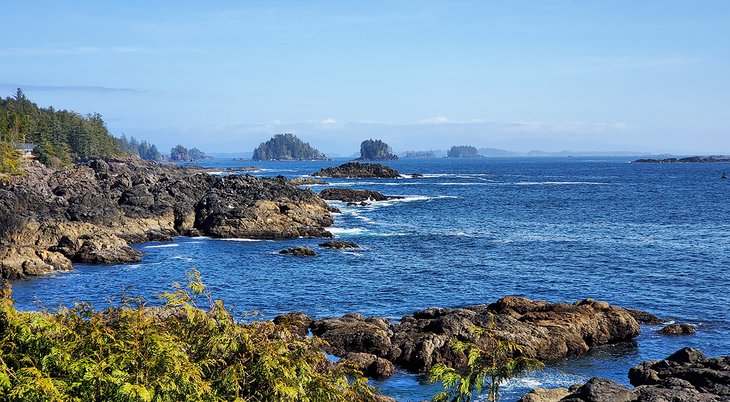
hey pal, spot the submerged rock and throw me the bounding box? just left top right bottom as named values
left=319, top=188, right=402, bottom=203
left=311, top=162, right=401, bottom=178
left=279, top=247, right=317, bottom=257
left=657, top=323, right=696, bottom=335
left=0, top=159, right=334, bottom=278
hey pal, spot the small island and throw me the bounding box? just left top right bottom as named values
left=312, top=162, right=401, bottom=178
left=252, top=133, right=327, bottom=161
left=356, top=139, right=398, bottom=161
left=403, top=150, right=436, bottom=158
left=633, top=155, right=730, bottom=163
left=447, top=145, right=481, bottom=158
left=170, top=144, right=210, bottom=162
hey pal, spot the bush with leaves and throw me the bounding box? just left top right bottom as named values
left=429, top=316, right=544, bottom=402
left=0, top=270, right=380, bottom=401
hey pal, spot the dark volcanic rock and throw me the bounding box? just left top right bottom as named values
left=319, top=241, right=360, bottom=249
left=273, top=312, right=313, bottom=338
left=657, top=323, right=696, bottom=335
left=319, top=188, right=403, bottom=203
left=339, top=352, right=395, bottom=379
left=311, top=162, right=401, bottom=178
left=290, top=177, right=328, bottom=186
left=311, top=297, right=640, bottom=374
left=519, top=348, right=730, bottom=401
left=622, top=308, right=663, bottom=324
left=279, top=246, right=317, bottom=257
left=0, top=159, right=334, bottom=278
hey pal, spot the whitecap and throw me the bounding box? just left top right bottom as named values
left=220, top=238, right=264, bottom=242
left=514, top=181, right=608, bottom=185
left=328, top=227, right=368, bottom=236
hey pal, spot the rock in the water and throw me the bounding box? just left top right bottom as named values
left=290, top=177, right=328, bottom=186
left=0, top=159, right=334, bottom=278
left=339, top=352, right=395, bottom=379
left=319, top=241, right=360, bottom=249
left=311, top=297, right=640, bottom=374
left=622, top=308, right=663, bottom=324
left=319, top=188, right=402, bottom=203
left=311, top=162, right=401, bottom=178
left=410, top=173, right=424, bottom=178
left=273, top=312, right=313, bottom=338
left=657, top=323, right=696, bottom=335
left=522, top=348, right=730, bottom=401
left=517, top=387, right=571, bottom=402
left=279, top=246, right=317, bottom=257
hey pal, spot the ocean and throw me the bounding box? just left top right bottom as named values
left=11, top=157, right=730, bottom=401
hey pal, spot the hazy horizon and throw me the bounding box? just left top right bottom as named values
left=2, top=1, right=729, bottom=155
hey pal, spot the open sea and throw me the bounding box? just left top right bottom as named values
left=11, top=157, right=730, bottom=401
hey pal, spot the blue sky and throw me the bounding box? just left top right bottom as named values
left=2, top=1, right=729, bottom=155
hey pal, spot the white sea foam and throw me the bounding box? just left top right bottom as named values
left=514, top=181, right=608, bottom=185
left=328, top=227, right=368, bottom=236
left=220, top=238, right=264, bottom=242
left=143, top=244, right=179, bottom=249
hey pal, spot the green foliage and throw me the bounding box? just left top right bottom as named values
left=447, top=146, right=480, bottom=158
left=0, top=88, right=124, bottom=165
left=252, top=134, right=326, bottom=161
left=359, top=139, right=397, bottom=160
left=170, top=145, right=192, bottom=162
left=429, top=316, right=544, bottom=402
left=116, top=135, right=162, bottom=161
left=0, top=142, right=22, bottom=179
left=0, top=270, right=379, bottom=401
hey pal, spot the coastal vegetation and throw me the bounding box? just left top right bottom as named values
left=0, top=270, right=379, bottom=401
left=357, top=139, right=398, bottom=161
left=0, top=89, right=122, bottom=168
left=170, top=145, right=209, bottom=162
left=117, top=135, right=163, bottom=161
left=252, top=133, right=327, bottom=161
left=447, top=146, right=480, bottom=158
left=403, top=150, right=435, bottom=158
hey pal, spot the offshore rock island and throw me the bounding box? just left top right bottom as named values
left=0, top=158, right=333, bottom=279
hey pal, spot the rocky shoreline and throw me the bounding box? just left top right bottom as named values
left=0, top=158, right=334, bottom=278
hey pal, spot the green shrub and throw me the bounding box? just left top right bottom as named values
left=0, top=270, right=379, bottom=401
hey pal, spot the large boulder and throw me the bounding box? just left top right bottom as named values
left=311, top=162, right=401, bottom=178
left=319, top=188, right=402, bottom=203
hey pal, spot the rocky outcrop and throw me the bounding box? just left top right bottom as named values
left=622, top=308, right=663, bottom=324
left=319, top=188, right=402, bottom=203
left=273, top=312, right=313, bottom=338
left=311, top=162, right=401, bottom=179
left=338, top=353, right=395, bottom=379
left=319, top=241, right=360, bottom=249
left=310, top=297, right=640, bottom=374
left=657, top=323, right=696, bottom=335
left=518, top=387, right=572, bottom=402
left=0, top=159, right=334, bottom=278
left=518, top=348, right=730, bottom=402
left=633, top=155, right=730, bottom=163
left=290, top=177, right=328, bottom=186
left=279, top=247, right=317, bottom=257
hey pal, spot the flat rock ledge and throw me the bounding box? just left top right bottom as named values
left=311, top=162, right=401, bottom=178
left=517, top=347, right=730, bottom=402
left=277, top=297, right=643, bottom=379
left=0, top=159, right=334, bottom=278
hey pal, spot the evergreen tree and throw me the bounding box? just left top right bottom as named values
left=252, top=134, right=327, bottom=161
left=358, top=139, right=398, bottom=160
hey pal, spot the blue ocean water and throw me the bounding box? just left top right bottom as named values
left=11, top=157, right=730, bottom=401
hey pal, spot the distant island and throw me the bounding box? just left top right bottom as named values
left=252, top=133, right=327, bottom=161
left=633, top=155, right=730, bottom=163
left=403, top=150, right=436, bottom=158
left=447, top=145, right=481, bottom=158
left=170, top=144, right=210, bottom=162
left=356, top=139, right=398, bottom=161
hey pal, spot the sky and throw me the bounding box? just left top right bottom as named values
left=1, top=1, right=729, bottom=155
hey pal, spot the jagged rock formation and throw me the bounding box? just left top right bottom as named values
left=0, top=159, right=333, bottom=278
left=305, top=297, right=640, bottom=377
left=319, top=188, right=402, bottom=203
left=319, top=241, right=360, bottom=249
left=312, top=162, right=401, bottom=178
left=518, top=348, right=730, bottom=402
left=290, top=177, right=328, bottom=186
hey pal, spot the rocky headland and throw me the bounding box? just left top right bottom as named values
left=277, top=296, right=643, bottom=379
left=518, top=347, right=730, bottom=401
left=0, top=158, right=334, bottom=278
left=312, top=162, right=401, bottom=178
